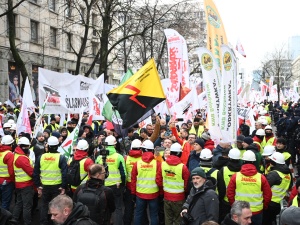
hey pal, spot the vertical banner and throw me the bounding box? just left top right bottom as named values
left=32, top=65, right=40, bottom=104
left=164, top=29, right=190, bottom=107
left=220, top=45, right=237, bottom=143
left=260, top=81, right=268, bottom=101
left=197, top=47, right=221, bottom=142
left=204, top=0, right=228, bottom=68
left=8, top=62, right=21, bottom=105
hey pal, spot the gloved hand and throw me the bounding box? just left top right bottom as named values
left=132, top=194, right=136, bottom=203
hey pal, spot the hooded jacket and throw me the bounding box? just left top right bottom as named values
left=213, top=156, right=229, bottom=170
left=124, top=149, right=142, bottom=189
left=62, top=202, right=95, bottom=225
left=73, top=150, right=94, bottom=173
left=163, top=155, right=190, bottom=201
left=212, top=145, right=226, bottom=164
left=14, top=146, right=34, bottom=188
left=245, top=143, right=262, bottom=172
left=0, top=145, right=14, bottom=183
left=204, top=139, right=215, bottom=151
left=227, top=163, right=272, bottom=214
left=217, top=160, right=241, bottom=202
left=182, top=177, right=219, bottom=225
left=33, top=140, right=45, bottom=159
left=131, top=151, right=163, bottom=199
left=171, top=127, right=192, bottom=165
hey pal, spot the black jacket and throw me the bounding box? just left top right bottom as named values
left=63, top=202, right=96, bottom=225
left=213, top=156, right=229, bottom=170
left=221, top=213, right=238, bottom=225
left=182, top=177, right=219, bottom=225
left=217, top=160, right=241, bottom=201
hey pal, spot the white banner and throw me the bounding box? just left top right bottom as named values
left=39, top=68, right=105, bottom=114
left=220, top=45, right=237, bottom=143
left=164, top=29, right=190, bottom=108
left=237, top=107, right=255, bottom=134
left=197, top=47, right=221, bottom=141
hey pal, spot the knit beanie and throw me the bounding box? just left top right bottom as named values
left=280, top=206, right=300, bottom=225
left=243, top=137, right=253, bottom=145
left=194, top=138, right=205, bottom=149
left=191, top=167, right=206, bottom=179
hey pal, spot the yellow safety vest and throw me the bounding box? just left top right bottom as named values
left=70, top=158, right=88, bottom=189
left=235, top=172, right=263, bottom=212
left=253, top=141, right=262, bottom=152
left=40, top=153, right=62, bottom=185
left=223, top=167, right=237, bottom=202
left=99, top=153, right=121, bottom=186
left=136, top=160, right=158, bottom=194
left=50, top=124, right=60, bottom=132
left=126, top=156, right=141, bottom=183
left=282, top=104, right=289, bottom=112
left=261, top=137, right=275, bottom=149
left=282, top=152, right=291, bottom=161
left=189, top=126, right=204, bottom=138
left=0, top=151, right=10, bottom=177
left=202, top=167, right=218, bottom=181
left=162, top=162, right=184, bottom=193
left=271, top=171, right=291, bottom=203
left=14, top=154, right=33, bottom=183
left=292, top=196, right=299, bottom=207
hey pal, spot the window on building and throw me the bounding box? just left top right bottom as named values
left=6, top=14, right=17, bottom=36
left=49, top=0, right=56, bottom=11
left=50, top=27, right=57, bottom=47
left=92, top=42, right=98, bottom=55
left=66, top=33, right=72, bottom=51
left=31, top=20, right=38, bottom=41
left=65, top=0, right=71, bottom=17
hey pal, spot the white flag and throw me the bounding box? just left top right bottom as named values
left=16, top=102, right=32, bottom=136
left=23, top=77, right=36, bottom=109
left=236, top=38, right=246, bottom=58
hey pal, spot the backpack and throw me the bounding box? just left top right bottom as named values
left=77, top=186, right=108, bottom=225
left=67, top=157, right=87, bottom=186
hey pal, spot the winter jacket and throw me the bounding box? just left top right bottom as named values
left=33, top=140, right=45, bottom=159
left=14, top=146, right=34, bottom=189
left=131, top=151, right=163, bottom=199
left=171, top=127, right=192, bottom=165
left=266, top=164, right=293, bottom=207
left=217, top=160, right=241, bottom=202
left=213, top=156, right=229, bottom=170
left=182, top=177, right=219, bottom=225
left=221, top=213, right=239, bottom=225
left=163, top=155, right=190, bottom=201
left=73, top=150, right=94, bottom=173
left=73, top=178, right=116, bottom=224
left=227, top=163, right=272, bottom=214
left=212, top=145, right=226, bottom=164
left=204, top=139, right=215, bottom=151
left=0, top=145, right=14, bottom=184
left=186, top=151, right=201, bottom=172
left=62, top=202, right=97, bottom=225
left=252, top=136, right=263, bottom=152
left=124, top=149, right=142, bottom=189
left=245, top=144, right=262, bottom=172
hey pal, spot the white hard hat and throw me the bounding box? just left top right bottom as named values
left=260, top=119, right=268, bottom=126
left=262, top=145, right=276, bottom=156
left=200, top=148, right=213, bottom=160
left=105, top=135, right=116, bottom=146
left=256, top=129, right=266, bottom=136
left=242, top=150, right=256, bottom=162
left=10, top=124, right=16, bottom=130
left=77, top=139, right=89, bottom=150
left=7, top=119, right=15, bottom=125
left=264, top=125, right=272, bottom=131
left=18, top=137, right=30, bottom=146
left=259, top=110, right=267, bottom=116
left=131, top=139, right=142, bottom=149
left=141, top=140, right=154, bottom=150
left=170, top=143, right=182, bottom=152
left=3, top=123, right=11, bottom=129
left=270, top=152, right=285, bottom=165
left=48, top=136, right=59, bottom=146
left=228, top=148, right=241, bottom=160
left=1, top=135, right=14, bottom=145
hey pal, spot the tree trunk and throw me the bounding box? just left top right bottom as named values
left=8, top=0, right=28, bottom=95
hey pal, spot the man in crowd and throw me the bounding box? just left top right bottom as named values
left=180, top=167, right=219, bottom=225
left=73, top=164, right=116, bottom=225
left=221, top=201, right=252, bottom=225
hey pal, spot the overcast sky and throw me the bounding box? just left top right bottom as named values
left=213, top=0, right=300, bottom=77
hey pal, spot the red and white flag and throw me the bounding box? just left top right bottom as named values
left=16, top=102, right=32, bottom=136
left=87, top=90, right=101, bottom=125
left=236, top=38, right=246, bottom=58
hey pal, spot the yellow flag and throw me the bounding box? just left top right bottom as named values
left=204, top=0, right=228, bottom=68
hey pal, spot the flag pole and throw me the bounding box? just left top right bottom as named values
left=111, top=106, right=127, bottom=155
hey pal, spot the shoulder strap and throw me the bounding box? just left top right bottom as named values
left=207, top=168, right=216, bottom=177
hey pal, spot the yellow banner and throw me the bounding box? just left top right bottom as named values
left=204, top=0, right=228, bottom=68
